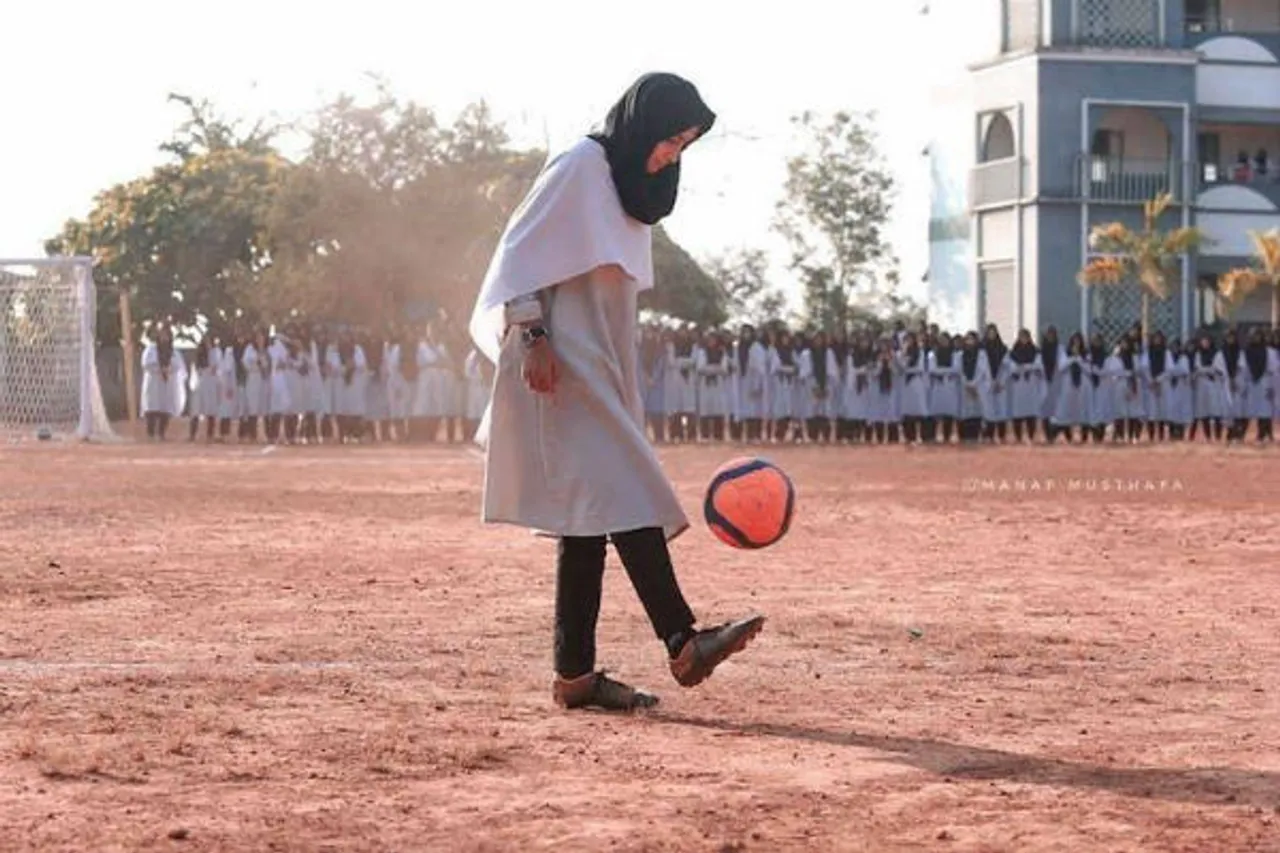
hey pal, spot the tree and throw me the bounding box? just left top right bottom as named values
left=704, top=248, right=785, bottom=327
left=643, top=226, right=728, bottom=328
left=1217, top=228, right=1280, bottom=330
left=773, top=110, right=896, bottom=332
left=1078, top=192, right=1204, bottom=340
left=45, top=94, right=287, bottom=343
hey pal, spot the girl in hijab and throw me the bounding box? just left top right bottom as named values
left=927, top=331, right=961, bottom=444
left=868, top=337, right=901, bottom=444
left=1039, top=326, right=1064, bottom=443
left=1006, top=328, right=1044, bottom=443
left=897, top=331, right=928, bottom=444
left=666, top=326, right=698, bottom=442
left=1051, top=332, right=1091, bottom=442
left=1190, top=331, right=1227, bottom=441
left=831, top=329, right=850, bottom=443
left=734, top=324, right=768, bottom=443
left=1106, top=335, right=1143, bottom=443
left=846, top=332, right=874, bottom=443
left=982, top=324, right=1009, bottom=443
left=695, top=329, right=731, bottom=442
left=467, top=73, right=761, bottom=713
left=187, top=332, right=220, bottom=442
left=1142, top=331, right=1169, bottom=442
left=803, top=330, right=838, bottom=444
left=140, top=322, right=185, bottom=440
left=640, top=325, right=668, bottom=443
left=957, top=331, right=989, bottom=443
left=1164, top=337, right=1192, bottom=441
left=1221, top=327, right=1247, bottom=440
left=769, top=328, right=799, bottom=442
left=1240, top=327, right=1277, bottom=442
left=1086, top=332, right=1111, bottom=443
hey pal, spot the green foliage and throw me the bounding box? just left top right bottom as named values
left=774, top=110, right=896, bottom=333
left=47, top=84, right=724, bottom=344
left=644, top=226, right=727, bottom=327
left=706, top=248, right=786, bottom=327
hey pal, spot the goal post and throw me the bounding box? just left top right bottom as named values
left=0, top=256, right=117, bottom=441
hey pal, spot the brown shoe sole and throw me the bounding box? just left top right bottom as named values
left=671, top=615, right=765, bottom=688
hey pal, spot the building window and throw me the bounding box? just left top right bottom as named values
left=1077, top=0, right=1162, bottom=47
left=1003, top=0, right=1041, bottom=51
left=1186, top=0, right=1221, bottom=32
left=1197, top=133, right=1221, bottom=183
left=1090, top=129, right=1125, bottom=181
left=981, top=113, right=1017, bottom=162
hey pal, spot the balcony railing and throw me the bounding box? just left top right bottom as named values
left=1073, top=155, right=1186, bottom=203
left=969, top=157, right=1022, bottom=208
left=1196, top=161, right=1280, bottom=208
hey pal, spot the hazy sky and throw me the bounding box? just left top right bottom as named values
left=1, top=0, right=979, bottom=313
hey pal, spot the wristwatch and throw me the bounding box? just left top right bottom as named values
left=521, top=324, right=549, bottom=348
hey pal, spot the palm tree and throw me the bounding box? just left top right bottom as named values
left=1077, top=192, right=1204, bottom=340
left=1217, top=228, right=1280, bottom=330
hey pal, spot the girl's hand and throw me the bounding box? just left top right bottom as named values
left=522, top=336, right=559, bottom=394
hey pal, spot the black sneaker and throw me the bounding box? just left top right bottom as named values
left=669, top=615, right=765, bottom=688
left=552, top=671, right=659, bottom=711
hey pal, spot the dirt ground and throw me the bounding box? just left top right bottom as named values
left=1, top=436, right=1278, bottom=852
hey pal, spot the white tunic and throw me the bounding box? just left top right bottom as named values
left=1006, top=354, right=1045, bottom=420
left=1190, top=350, right=1228, bottom=420
left=695, top=346, right=733, bottom=418
left=896, top=350, right=929, bottom=418
left=1051, top=357, right=1093, bottom=427
left=140, top=343, right=187, bottom=417
left=734, top=341, right=768, bottom=420
left=802, top=347, right=840, bottom=419
left=926, top=350, right=961, bottom=419
left=1238, top=348, right=1278, bottom=420
left=468, top=136, right=686, bottom=541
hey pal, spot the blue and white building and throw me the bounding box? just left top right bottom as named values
left=926, top=0, right=1280, bottom=340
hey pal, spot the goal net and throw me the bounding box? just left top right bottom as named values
left=0, top=257, right=115, bottom=441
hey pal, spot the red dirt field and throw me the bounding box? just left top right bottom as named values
left=1, top=439, right=1278, bottom=852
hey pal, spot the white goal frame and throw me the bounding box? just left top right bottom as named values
left=0, top=256, right=115, bottom=441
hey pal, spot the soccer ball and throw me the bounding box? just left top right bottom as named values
left=36, top=427, right=52, bottom=441
left=703, top=457, right=795, bottom=549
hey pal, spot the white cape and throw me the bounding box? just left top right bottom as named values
left=469, top=137, right=653, bottom=366
left=466, top=137, right=687, bottom=541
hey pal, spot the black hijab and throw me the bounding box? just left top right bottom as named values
left=588, top=73, right=716, bottom=225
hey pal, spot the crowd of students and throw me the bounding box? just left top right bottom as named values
left=135, top=317, right=1280, bottom=446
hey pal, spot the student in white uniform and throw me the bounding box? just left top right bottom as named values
left=768, top=330, right=799, bottom=442
left=1107, top=337, right=1144, bottom=443
left=186, top=334, right=221, bottom=442
left=363, top=330, right=390, bottom=442
left=1085, top=333, right=1111, bottom=443
left=897, top=332, right=929, bottom=444
left=694, top=330, right=732, bottom=442
left=666, top=327, right=698, bottom=442
left=462, top=346, right=491, bottom=442
left=1221, top=328, right=1248, bottom=441
left=140, top=323, right=186, bottom=441
left=1052, top=332, right=1092, bottom=442
left=982, top=325, right=1009, bottom=443
left=1164, top=337, right=1193, bottom=440
left=1005, top=328, right=1044, bottom=444
left=957, top=331, right=990, bottom=444
left=1240, top=327, right=1277, bottom=442
left=846, top=335, right=874, bottom=443
left=334, top=328, right=367, bottom=443
left=266, top=330, right=294, bottom=444
left=927, top=332, right=961, bottom=444
left=1189, top=333, right=1225, bottom=441
left=467, top=73, right=762, bottom=712
left=803, top=330, right=838, bottom=444
left=241, top=329, right=269, bottom=443
left=386, top=328, right=415, bottom=442
left=868, top=338, right=901, bottom=444
left=1141, top=331, right=1172, bottom=442
left=1038, top=327, right=1065, bottom=443
left=733, top=324, right=768, bottom=444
